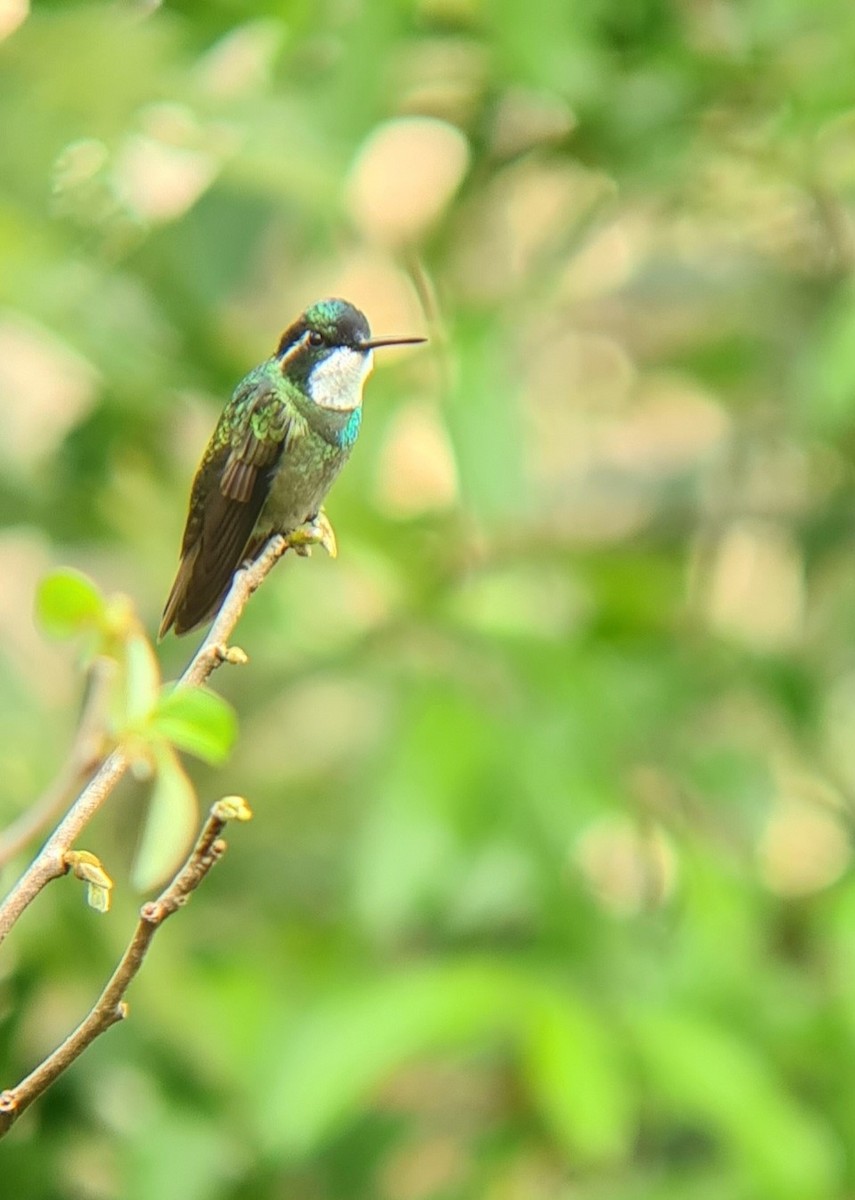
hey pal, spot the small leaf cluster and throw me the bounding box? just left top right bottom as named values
left=36, top=569, right=236, bottom=891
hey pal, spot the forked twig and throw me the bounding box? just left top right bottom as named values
left=0, top=796, right=252, bottom=1137
left=0, top=534, right=289, bottom=947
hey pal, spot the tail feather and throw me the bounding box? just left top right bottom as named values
left=159, top=543, right=228, bottom=638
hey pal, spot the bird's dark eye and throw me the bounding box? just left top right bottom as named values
left=308, top=330, right=324, bottom=347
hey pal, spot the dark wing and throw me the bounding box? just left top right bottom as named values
left=159, top=383, right=291, bottom=637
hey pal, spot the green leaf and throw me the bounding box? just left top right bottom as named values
left=123, top=631, right=162, bottom=725
left=131, top=744, right=199, bottom=893
left=35, top=568, right=105, bottom=639
left=260, top=960, right=519, bottom=1157
left=521, top=985, right=633, bottom=1164
left=634, top=1010, right=843, bottom=1199
left=807, top=283, right=855, bottom=434
left=127, top=1106, right=239, bottom=1200
left=261, top=960, right=634, bottom=1163
left=150, top=686, right=237, bottom=765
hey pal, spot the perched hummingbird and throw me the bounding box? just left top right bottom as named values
left=160, top=297, right=425, bottom=637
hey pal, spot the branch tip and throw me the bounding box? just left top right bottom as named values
left=64, top=851, right=114, bottom=914
left=212, top=795, right=253, bottom=822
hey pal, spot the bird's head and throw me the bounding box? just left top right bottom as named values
left=274, top=298, right=425, bottom=412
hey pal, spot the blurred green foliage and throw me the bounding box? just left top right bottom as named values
left=4, top=0, right=855, bottom=1197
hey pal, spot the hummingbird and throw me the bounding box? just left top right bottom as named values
left=159, top=297, right=425, bottom=637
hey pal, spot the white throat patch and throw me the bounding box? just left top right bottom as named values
left=308, top=347, right=374, bottom=411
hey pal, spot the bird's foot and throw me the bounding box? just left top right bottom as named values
left=288, top=510, right=338, bottom=559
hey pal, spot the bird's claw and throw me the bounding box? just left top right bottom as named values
left=288, top=510, right=338, bottom=559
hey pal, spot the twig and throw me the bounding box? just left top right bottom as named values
left=0, top=535, right=289, bottom=948
left=180, top=534, right=288, bottom=688
left=0, top=657, right=115, bottom=870
left=0, top=796, right=252, bottom=1138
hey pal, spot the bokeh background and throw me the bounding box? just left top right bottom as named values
left=4, top=0, right=855, bottom=1196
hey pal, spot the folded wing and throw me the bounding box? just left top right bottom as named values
left=160, top=383, right=291, bottom=637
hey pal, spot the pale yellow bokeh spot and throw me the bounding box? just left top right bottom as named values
left=759, top=803, right=850, bottom=897
left=379, top=1133, right=468, bottom=1200
left=703, top=520, right=804, bottom=651
left=575, top=816, right=678, bottom=917
left=601, top=374, right=731, bottom=474
left=114, top=136, right=218, bottom=223
left=500, top=161, right=586, bottom=282
left=394, top=37, right=489, bottom=126
left=195, top=19, right=282, bottom=98
left=525, top=330, right=636, bottom=485
left=375, top=400, right=458, bottom=518
left=0, top=316, right=99, bottom=468
left=347, top=117, right=470, bottom=245
left=490, top=86, right=576, bottom=157
left=0, top=0, right=27, bottom=42
left=451, top=159, right=614, bottom=301
left=561, top=212, right=647, bottom=300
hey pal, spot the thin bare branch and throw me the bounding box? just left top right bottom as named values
left=0, top=796, right=252, bottom=1138
left=0, top=534, right=289, bottom=948
left=180, top=534, right=288, bottom=689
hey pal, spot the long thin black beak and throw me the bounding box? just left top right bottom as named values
left=358, top=335, right=427, bottom=350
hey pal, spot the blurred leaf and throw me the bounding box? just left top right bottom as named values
left=127, top=1105, right=240, bottom=1200
left=262, top=961, right=635, bottom=1164
left=634, top=1010, right=843, bottom=1199
left=521, top=984, right=634, bottom=1163
left=261, top=960, right=521, bottom=1157
left=131, top=743, right=198, bottom=893
left=123, top=630, right=162, bottom=726
left=807, top=283, right=855, bottom=434
left=34, top=568, right=105, bottom=638
left=150, top=685, right=237, bottom=765
left=444, top=315, right=525, bottom=522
